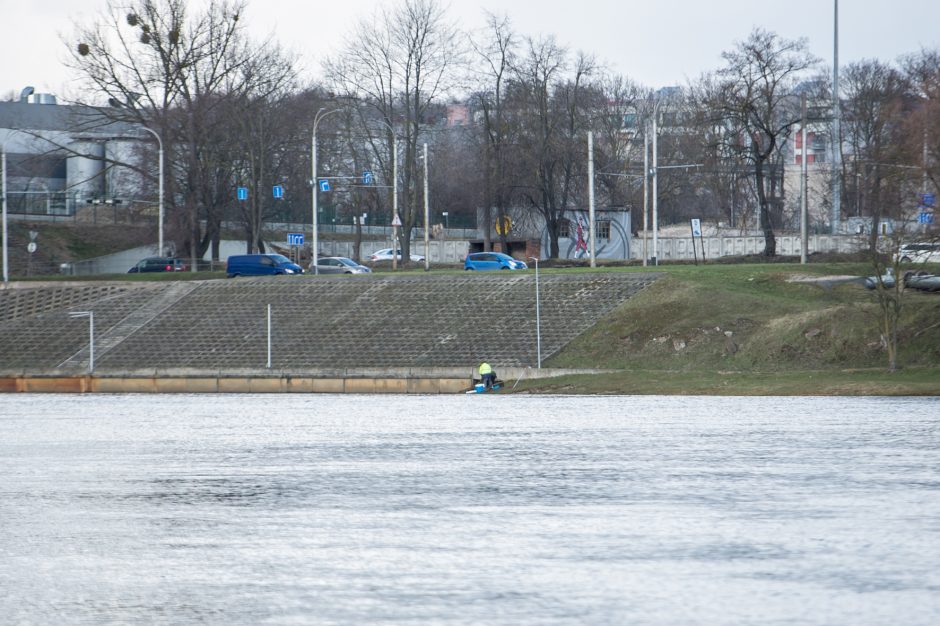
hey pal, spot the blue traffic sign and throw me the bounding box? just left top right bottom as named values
left=362, top=170, right=374, bottom=184
left=287, top=233, right=304, bottom=246
left=237, top=187, right=248, bottom=201
left=918, top=212, right=934, bottom=225
left=273, top=185, right=284, bottom=199
left=921, top=193, right=936, bottom=208
left=319, top=179, right=330, bottom=192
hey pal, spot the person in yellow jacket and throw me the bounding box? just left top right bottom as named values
left=478, top=362, right=496, bottom=390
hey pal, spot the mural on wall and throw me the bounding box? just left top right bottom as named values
left=545, top=210, right=632, bottom=260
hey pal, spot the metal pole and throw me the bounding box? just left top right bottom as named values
left=529, top=257, right=541, bottom=368
left=88, top=312, right=94, bottom=374
left=2, top=146, right=7, bottom=284
left=392, top=138, right=398, bottom=271
left=652, top=113, right=659, bottom=266
left=312, top=119, right=320, bottom=275
left=423, top=142, right=430, bottom=271
left=831, top=0, right=841, bottom=234
left=801, top=94, right=808, bottom=265
left=158, top=142, right=164, bottom=256
left=643, top=129, right=648, bottom=267
left=311, top=108, right=342, bottom=275
left=924, top=128, right=929, bottom=197
left=141, top=128, right=164, bottom=256
left=266, top=304, right=272, bottom=369
left=588, top=131, right=596, bottom=267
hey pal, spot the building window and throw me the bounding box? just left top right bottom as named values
left=596, top=220, right=611, bottom=240
left=558, top=219, right=571, bottom=238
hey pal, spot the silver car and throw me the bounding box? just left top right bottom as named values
left=369, top=248, right=425, bottom=263
left=311, top=257, right=372, bottom=274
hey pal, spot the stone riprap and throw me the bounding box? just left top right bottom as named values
left=0, top=272, right=658, bottom=374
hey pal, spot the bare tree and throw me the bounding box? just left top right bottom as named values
left=67, top=0, right=296, bottom=264
left=900, top=49, right=940, bottom=201
left=510, top=37, right=595, bottom=258
left=706, top=29, right=818, bottom=255
left=469, top=12, right=518, bottom=251
left=326, top=0, right=462, bottom=264
left=841, top=60, right=908, bottom=250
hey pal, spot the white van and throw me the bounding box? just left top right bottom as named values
left=897, top=242, right=940, bottom=264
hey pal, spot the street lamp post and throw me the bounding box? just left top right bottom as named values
left=69, top=311, right=94, bottom=374
left=423, top=142, right=430, bottom=271
left=312, top=108, right=342, bottom=275
left=140, top=127, right=164, bottom=257
left=588, top=131, right=596, bottom=267
left=528, top=257, right=541, bottom=368
left=2, top=144, right=8, bottom=284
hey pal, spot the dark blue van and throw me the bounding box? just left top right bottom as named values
left=226, top=254, right=304, bottom=277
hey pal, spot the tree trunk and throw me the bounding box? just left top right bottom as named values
left=754, top=159, right=777, bottom=256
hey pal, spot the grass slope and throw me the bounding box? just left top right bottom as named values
left=525, top=263, right=940, bottom=395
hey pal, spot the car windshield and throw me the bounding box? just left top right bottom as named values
left=270, top=254, right=291, bottom=264
left=336, top=258, right=357, bottom=267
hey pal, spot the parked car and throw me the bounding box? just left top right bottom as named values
left=896, top=242, right=940, bottom=264
left=127, top=257, right=188, bottom=273
left=226, top=254, right=303, bottom=277
left=369, top=248, right=425, bottom=263
left=312, top=257, right=372, bottom=274
left=464, top=252, right=528, bottom=271
left=904, top=271, right=940, bottom=292
left=863, top=269, right=896, bottom=290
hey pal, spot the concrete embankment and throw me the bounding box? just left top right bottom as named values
left=1, top=272, right=656, bottom=392
left=0, top=367, right=611, bottom=394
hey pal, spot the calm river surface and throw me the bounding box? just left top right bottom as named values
left=1, top=394, right=939, bottom=625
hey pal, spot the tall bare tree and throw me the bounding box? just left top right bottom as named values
left=841, top=60, right=908, bottom=249
left=900, top=49, right=940, bottom=203
left=67, top=0, right=296, bottom=264
left=510, top=37, right=595, bottom=257
left=469, top=12, right=518, bottom=251
left=706, top=29, right=818, bottom=255
left=326, top=0, right=461, bottom=263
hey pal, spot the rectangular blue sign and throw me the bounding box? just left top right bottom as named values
left=287, top=233, right=304, bottom=246
left=237, top=187, right=248, bottom=201
left=319, top=180, right=330, bottom=192
left=273, top=185, right=284, bottom=199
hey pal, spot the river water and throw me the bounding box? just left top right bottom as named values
left=1, top=394, right=938, bottom=625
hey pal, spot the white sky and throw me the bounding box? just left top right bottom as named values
left=3, top=0, right=939, bottom=100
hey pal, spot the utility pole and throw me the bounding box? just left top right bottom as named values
left=423, top=142, right=430, bottom=271
left=801, top=94, right=809, bottom=265
left=652, top=112, right=659, bottom=266
left=643, top=128, right=649, bottom=267
left=2, top=145, right=7, bottom=284
left=831, top=0, right=842, bottom=234
left=588, top=131, right=596, bottom=267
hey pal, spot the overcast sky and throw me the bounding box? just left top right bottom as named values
left=3, top=0, right=939, bottom=100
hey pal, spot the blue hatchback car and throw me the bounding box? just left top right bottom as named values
left=464, top=252, right=528, bottom=271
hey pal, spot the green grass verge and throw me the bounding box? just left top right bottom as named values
left=510, top=367, right=940, bottom=396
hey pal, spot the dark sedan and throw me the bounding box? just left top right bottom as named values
left=128, top=257, right=188, bottom=273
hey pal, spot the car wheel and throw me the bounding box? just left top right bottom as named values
left=901, top=256, right=912, bottom=263
left=465, top=267, right=473, bottom=271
